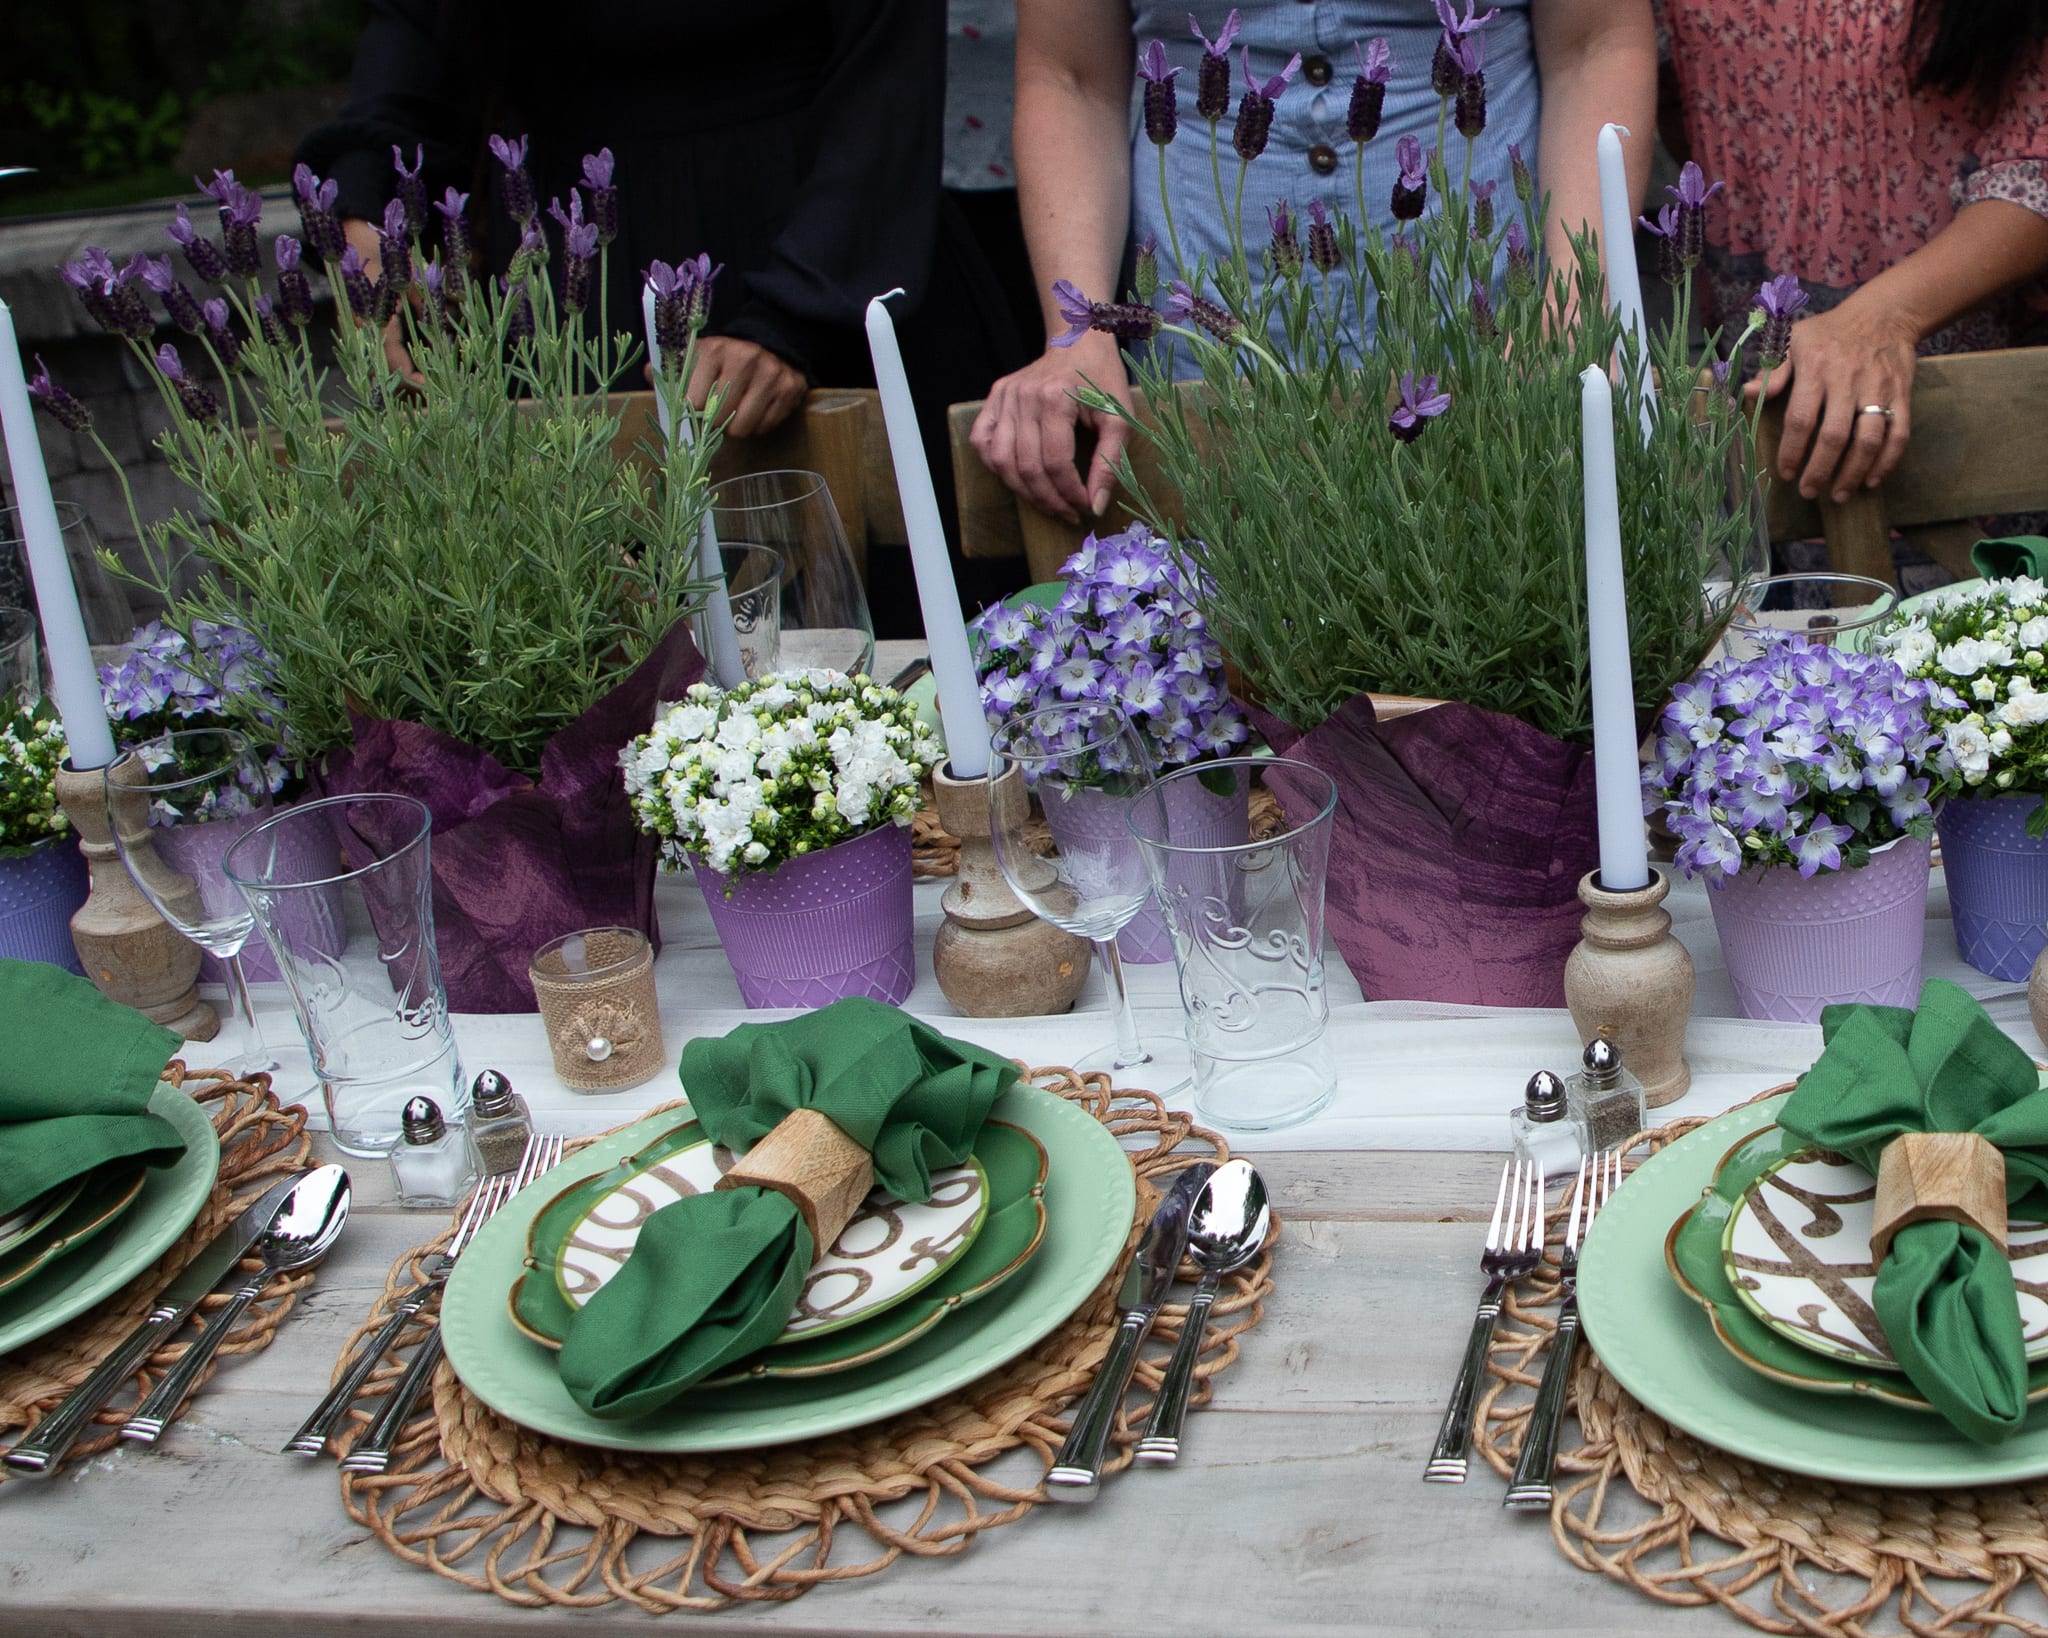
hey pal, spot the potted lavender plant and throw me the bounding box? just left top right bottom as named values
left=1645, top=635, right=1947, bottom=1022
left=1048, top=11, right=1769, bottom=1006
left=971, top=522, right=1250, bottom=961
left=0, top=702, right=86, bottom=973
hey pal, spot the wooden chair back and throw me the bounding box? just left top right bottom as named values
left=1756, top=347, right=2048, bottom=587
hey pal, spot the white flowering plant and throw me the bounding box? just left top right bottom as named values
left=621, top=670, right=941, bottom=881
left=0, top=704, right=70, bottom=857
left=1874, top=577, right=2048, bottom=835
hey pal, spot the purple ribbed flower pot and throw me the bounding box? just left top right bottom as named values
left=0, top=838, right=88, bottom=974
left=1707, top=833, right=1932, bottom=1023
left=693, top=822, right=915, bottom=1008
left=153, top=802, right=347, bottom=983
left=1937, top=794, right=2048, bottom=981
left=1041, top=774, right=1247, bottom=963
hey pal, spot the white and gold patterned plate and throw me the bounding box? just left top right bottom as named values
left=1722, top=1139, right=2048, bottom=1370
left=514, top=1114, right=989, bottom=1350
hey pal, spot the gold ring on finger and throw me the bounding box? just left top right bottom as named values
left=1856, top=403, right=1895, bottom=419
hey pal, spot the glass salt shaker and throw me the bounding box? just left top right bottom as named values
left=1509, top=1070, right=1581, bottom=1178
left=391, top=1096, right=481, bottom=1209
left=1566, top=1033, right=1646, bottom=1155
left=468, top=1069, right=533, bottom=1175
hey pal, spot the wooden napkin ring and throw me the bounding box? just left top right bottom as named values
left=715, top=1108, right=874, bottom=1257
left=1870, top=1131, right=2008, bottom=1264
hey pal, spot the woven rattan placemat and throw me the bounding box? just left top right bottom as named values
left=0, top=1063, right=314, bottom=1477
left=333, top=1066, right=1277, bottom=1613
left=1475, top=1106, right=2048, bottom=1636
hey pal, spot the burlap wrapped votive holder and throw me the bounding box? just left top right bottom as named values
left=529, top=927, right=665, bottom=1092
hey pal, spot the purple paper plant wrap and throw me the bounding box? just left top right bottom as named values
left=1252, top=695, right=1597, bottom=1007
left=315, top=621, right=706, bottom=1012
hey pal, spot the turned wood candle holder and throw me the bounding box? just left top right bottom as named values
left=1871, top=1131, right=2007, bottom=1263
left=54, top=756, right=218, bottom=1040
left=1563, top=866, right=1691, bottom=1107
left=717, top=1107, right=874, bottom=1254
left=930, top=762, right=1091, bottom=1019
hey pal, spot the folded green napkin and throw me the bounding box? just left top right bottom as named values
left=1971, top=536, right=2048, bottom=581
left=1779, top=977, right=2048, bottom=1443
left=558, top=998, right=1021, bottom=1419
left=0, top=960, right=187, bottom=1220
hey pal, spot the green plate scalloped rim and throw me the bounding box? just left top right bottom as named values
left=0, top=1165, right=148, bottom=1299
left=441, top=1081, right=1134, bottom=1453
left=0, top=1177, right=85, bottom=1259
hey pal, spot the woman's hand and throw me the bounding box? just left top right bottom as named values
left=683, top=337, right=806, bottom=438
left=970, top=330, right=1135, bottom=523
left=1750, top=299, right=1918, bottom=504
left=341, top=217, right=422, bottom=383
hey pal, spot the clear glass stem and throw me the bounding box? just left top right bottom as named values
left=223, top=950, right=266, bottom=1055
left=1094, top=937, right=1150, bottom=1071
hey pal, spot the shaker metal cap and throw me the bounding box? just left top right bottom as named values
left=471, top=1069, right=515, bottom=1117
left=1583, top=1033, right=1622, bottom=1087
left=1524, top=1070, right=1566, bottom=1121
left=402, top=1096, right=446, bottom=1144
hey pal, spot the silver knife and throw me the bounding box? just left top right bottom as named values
left=1044, top=1161, right=1214, bottom=1501
left=4, top=1170, right=308, bottom=1475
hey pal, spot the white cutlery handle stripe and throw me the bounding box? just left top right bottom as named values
left=121, top=1285, right=266, bottom=1443
left=284, top=1282, right=437, bottom=1457
left=5, top=1313, right=178, bottom=1473
left=1134, top=1275, right=1223, bottom=1464
left=1044, top=1307, right=1152, bottom=1500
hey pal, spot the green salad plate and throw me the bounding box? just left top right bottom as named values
left=0, top=1165, right=149, bottom=1299
left=443, top=1081, right=1133, bottom=1452
left=0, top=1178, right=85, bottom=1258
left=1582, top=1091, right=2048, bottom=1487
left=0, top=1082, right=220, bottom=1357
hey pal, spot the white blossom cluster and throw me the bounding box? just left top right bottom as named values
left=621, top=669, right=940, bottom=880
left=0, top=704, right=70, bottom=856
left=1875, top=578, right=2048, bottom=800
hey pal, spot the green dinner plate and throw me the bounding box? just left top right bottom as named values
left=0, top=1082, right=221, bottom=1357
left=0, top=1164, right=149, bottom=1299
left=443, top=1082, right=1134, bottom=1452
left=1584, top=1093, right=2048, bottom=1486
left=0, top=1178, right=85, bottom=1258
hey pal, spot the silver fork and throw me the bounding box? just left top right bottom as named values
left=1505, top=1149, right=1619, bottom=1510
left=1424, top=1157, right=1546, bottom=1484
left=337, top=1134, right=565, bottom=1475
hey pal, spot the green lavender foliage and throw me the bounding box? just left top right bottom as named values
left=104, top=245, right=716, bottom=778
left=1095, top=136, right=1760, bottom=744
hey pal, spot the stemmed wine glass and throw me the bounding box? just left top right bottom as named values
left=104, top=728, right=279, bottom=1078
left=987, top=701, right=1190, bottom=1089
left=709, top=470, right=873, bottom=678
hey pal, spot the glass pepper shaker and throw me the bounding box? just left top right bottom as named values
left=469, top=1069, right=533, bottom=1175
left=1509, top=1070, right=1581, bottom=1178
left=391, top=1096, right=481, bottom=1209
left=1566, top=1033, right=1646, bottom=1155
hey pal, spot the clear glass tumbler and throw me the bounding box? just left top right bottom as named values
left=720, top=543, right=783, bottom=681
left=709, top=470, right=873, bottom=678
left=1723, top=572, right=1898, bottom=659
left=1128, top=757, right=1340, bottom=1131
left=0, top=502, right=134, bottom=646
left=223, top=793, right=463, bottom=1156
left=0, top=607, right=36, bottom=705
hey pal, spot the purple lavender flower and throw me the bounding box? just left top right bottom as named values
left=199, top=173, right=264, bottom=278
left=1306, top=198, right=1341, bottom=273
left=676, top=252, right=720, bottom=331
left=1191, top=9, right=1243, bottom=122
left=1267, top=199, right=1302, bottom=278
left=155, top=344, right=219, bottom=422
left=1469, top=278, right=1497, bottom=341
left=1469, top=178, right=1496, bottom=238
left=132, top=253, right=197, bottom=334
left=1391, top=134, right=1427, bottom=221
left=337, top=244, right=375, bottom=321
left=292, top=163, right=345, bottom=262
left=1232, top=48, right=1299, bottom=163
left=60, top=250, right=122, bottom=334
left=1508, top=141, right=1534, bottom=204
left=1431, top=0, right=1497, bottom=97
left=201, top=297, right=244, bottom=369
left=26, top=356, right=91, bottom=434
left=551, top=196, right=600, bottom=312
left=1133, top=233, right=1160, bottom=302
left=1049, top=278, right=1165, bottom=347
left=1348, top=38, right=1391, bottom=143
left=1138, top=40, right=1180, bottom=147
left=392, top=144, right=428, bottom=240
left=1452, top=31, right=1486, bottom=137
left=166, top=203, right=231, bottom=286
left=1389, top=371, right=1451, bottom=443
left=1429, top=34, right=1462, bottom=98
left=1162, top=279, right=1239, bottom=342
left=252, top=294, right=285, bottom=349
left=417, top=260, right=449, bottom=330
left=581, top=149, right=619, bottom=246
left=271, top=236, right=313, bottom=327
left=1709, top=357, right=1733, bottom=392
left=505, top=277, right=535, bottom=343
left=489, top=132, right=537, bottom=225
left=1639, top=202, right=1683, bottom=286
left=647, top=260, right=692, bottom=365
left=1754, top=273, right=1808, bottom=366
left=1504, top=219, right=1535, bottom=298
left=434, top=188, right=472, bottom=298
left=1666, top=160, right=1723, bottom=270
left=376, top=196, right=413, bottom=296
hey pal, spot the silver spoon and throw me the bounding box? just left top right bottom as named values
left=122, top=1164, right=351, bottom=1444
left=1134, top=1159, right=1270, bottom=1465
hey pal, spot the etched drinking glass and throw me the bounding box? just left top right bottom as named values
left=0, top=608, right=35, bottom=705
left=709, top=470, right=873, bottom=678
left=225, top=793, right=463, bottom=1155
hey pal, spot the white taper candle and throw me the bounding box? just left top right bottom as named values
left=863, top=290, right=990, bottom=779
left=1595, top=124, right=1655, bottom=446
left=1581, top=364, right=1650, bottom=892
left=0, top=301, right=115, bottom=769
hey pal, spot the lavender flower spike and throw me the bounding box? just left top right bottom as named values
left=581, top=148, right=619, bottom=246
left=1754, top=273, right=1808, bottom=366
left=1349, top=38, right=1390, bottom=143
left=1639, top=202, right=1683, bottom=285
left=1666, top=160, right=1723, bottom=270
left=1268, top=200, right=1302, bottom=278
left=1163, top=279, right=1239, bottom=342
left=201, top=297, right=244, bottom=369
left=377, top=196, right=413, bottom=299
left=337, top=244, right=376, bottom=321
left=1049, top=278, right=1162, bottom=347
left=1389, top=370, right=1451, bottom=442
left=1469, top=178, right=1496, bottom=237
left=292, top=163, right=345, bottom=261
left=1504, top=218, right=1536, bottom=298
left=1508, top=141, right=1534, bottom=204
left=1391, top=134, right=1427, bottom=221
left=393, top=144, right=429, bottom=240
left=434, top=187, right=472, bottom=295
left=1138, top=40, right=1180, bottom=147
left=253, top=293, right=285, bottom=349
left=1306, top=198, right=1341, bottom=273
left=212, top=178, right=264, bottom=278
left=646, top=261, right=692, bottom=369
left=1469, top=278, right=1497, bottom=341
left=488, top=132, right=537, bottom=225
left=1134, top=233, right=1160, bottom=301
left=1232, top=48, right=1300, bottom=163
left=1190, top=8, right=1243, bottom=122
left=167, top=204, right=230, bottom=285
left=1433, top=0, right=1501, bottom=37
left=155, top=343, right=220, bottom=422
left=1452, top=31, right=1486, bottom=137
left=26, top=357, right=92, bottom=434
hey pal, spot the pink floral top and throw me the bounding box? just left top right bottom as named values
left=1666, top=0, right=2048, bottom=353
